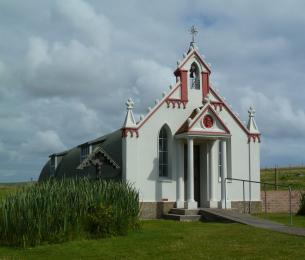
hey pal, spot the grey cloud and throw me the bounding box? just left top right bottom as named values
left=1, top=0, right=305, bottom=181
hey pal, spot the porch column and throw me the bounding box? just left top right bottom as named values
left=186, top=137, right=197, bottom=209
left=176, top=141, right=184, bottom=208
left=221, top=140, right=227, bottom=208
left=209, top=141, right=217, bottom=208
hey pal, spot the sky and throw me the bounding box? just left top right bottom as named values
left=1, top=0, right=305, bottom=182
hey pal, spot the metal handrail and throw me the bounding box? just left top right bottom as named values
left=224, top=177, right=293, bottom=225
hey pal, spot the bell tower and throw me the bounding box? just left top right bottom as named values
left=174, top=26, right=211, bottom=103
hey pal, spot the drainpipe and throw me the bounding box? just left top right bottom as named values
left=248, top=140, right=252, bottom=213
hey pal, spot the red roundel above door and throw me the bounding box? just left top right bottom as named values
left=203, top=115, right=214, bottom=128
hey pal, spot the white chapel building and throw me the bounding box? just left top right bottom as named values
left=39, top=33, right=261, bottom=218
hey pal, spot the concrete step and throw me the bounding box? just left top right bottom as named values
left=163, top=213, right=202, bottom=222
left=169, top=208, right=200, bottom=215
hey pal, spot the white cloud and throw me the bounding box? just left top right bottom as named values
left=239, top=87, right=305, bottom=138
left=20, top=130, right=66, bottom=156
left=56, top=0, right=112, bottom=51
left=26, top=37, right=51, bottom=69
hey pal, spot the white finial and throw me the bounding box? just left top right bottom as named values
left=123, top=98, right=136, bottom=128
left=155, top=99, right=159, bottom=104
left=148, top=106, right=152, bottom=111
left=140, top=114, right=144, bottom=120
left=126, top=98, right=134, bottom=110
left=247, top=106, right=260, bottom=134
left=169, top=84, right=173, bottom=90
left=177, top=60, right=180, bottom=67
left=162, top=92, right=166, bottom=97
left=248, top=106, right=256, bottom=117
left=183, top=53, right=187, bottom=58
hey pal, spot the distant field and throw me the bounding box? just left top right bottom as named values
left=0, top=182, right=32, bottom=200
left=261, top=167, right=305, bottom=191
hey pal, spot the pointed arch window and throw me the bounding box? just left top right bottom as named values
left=190, top=62, right=200, bottom=89
left=159, top=126, right=169, bottom=177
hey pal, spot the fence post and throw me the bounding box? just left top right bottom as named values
left=274, top=166, right=278, bottom=190
left=289, top=186, right=292, bottom=226
left=264, top=184, right=267, bottom=216
left=243, top=180, right=245, bottom=214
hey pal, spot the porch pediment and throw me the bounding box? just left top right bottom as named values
left=176, top=104, right=230, bottom=137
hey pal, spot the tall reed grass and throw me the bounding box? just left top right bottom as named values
left=0, top=179, right=140, bottom=247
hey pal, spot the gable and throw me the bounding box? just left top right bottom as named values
left=176, top=104, right=230, bottom=136
left=175, top=48, right=211, bottom=74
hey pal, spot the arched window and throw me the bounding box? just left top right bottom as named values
left=159, top=126, right=169, bottom=177
left=189, top=62, right=200, bottom=89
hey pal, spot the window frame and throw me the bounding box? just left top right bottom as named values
left=80, top=145, right=90, bottom=162
left=158, top=126, right=170, bottom=179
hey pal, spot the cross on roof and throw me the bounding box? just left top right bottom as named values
left=189, top=25, right=198, bottom=43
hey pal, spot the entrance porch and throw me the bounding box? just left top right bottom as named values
left=175, top=135, right=231, bottom=209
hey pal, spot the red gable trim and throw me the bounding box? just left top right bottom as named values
left=188, top=104, right=231, bottom=134
left=210, top=88, right=251, bottom=135
left=174, top=49, right=211, bottom=75
left=136, top=83, right=181, bottom=130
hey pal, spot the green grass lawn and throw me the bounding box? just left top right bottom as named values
left=255, top=213, right=305, bottom=228
left=261, top=167, right=305, bottom=190
left=0, top=220, right=305, bottom=259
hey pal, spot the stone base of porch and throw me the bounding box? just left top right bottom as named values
left=231, top=201, right=262, bottom=214
left=140, top=202, right=175, bottom=219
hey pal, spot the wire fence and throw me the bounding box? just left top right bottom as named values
left=225, top=177, right=293, bottom=225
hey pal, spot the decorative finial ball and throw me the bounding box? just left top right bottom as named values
left=162, top=92, right=166, bottom=97
left=148, top=106, right=152, bottom=112
left=169, top=84, right=173, bottom=90
left=155, top=99, right=159, bottom=104
left=140, top=114, right=144, bottom=120
left=203, top=96, right=210, bottom=104
left=183, top=53, right=187, bottom=58
left=187, top=118, right=192, bottom=125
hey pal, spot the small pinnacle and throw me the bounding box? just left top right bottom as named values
left=126, top=98, right=134, bottom=110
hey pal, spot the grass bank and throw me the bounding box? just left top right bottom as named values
left=261, top=167, right=305, bottom=190
left=0, top=220, right=305, bottom=259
